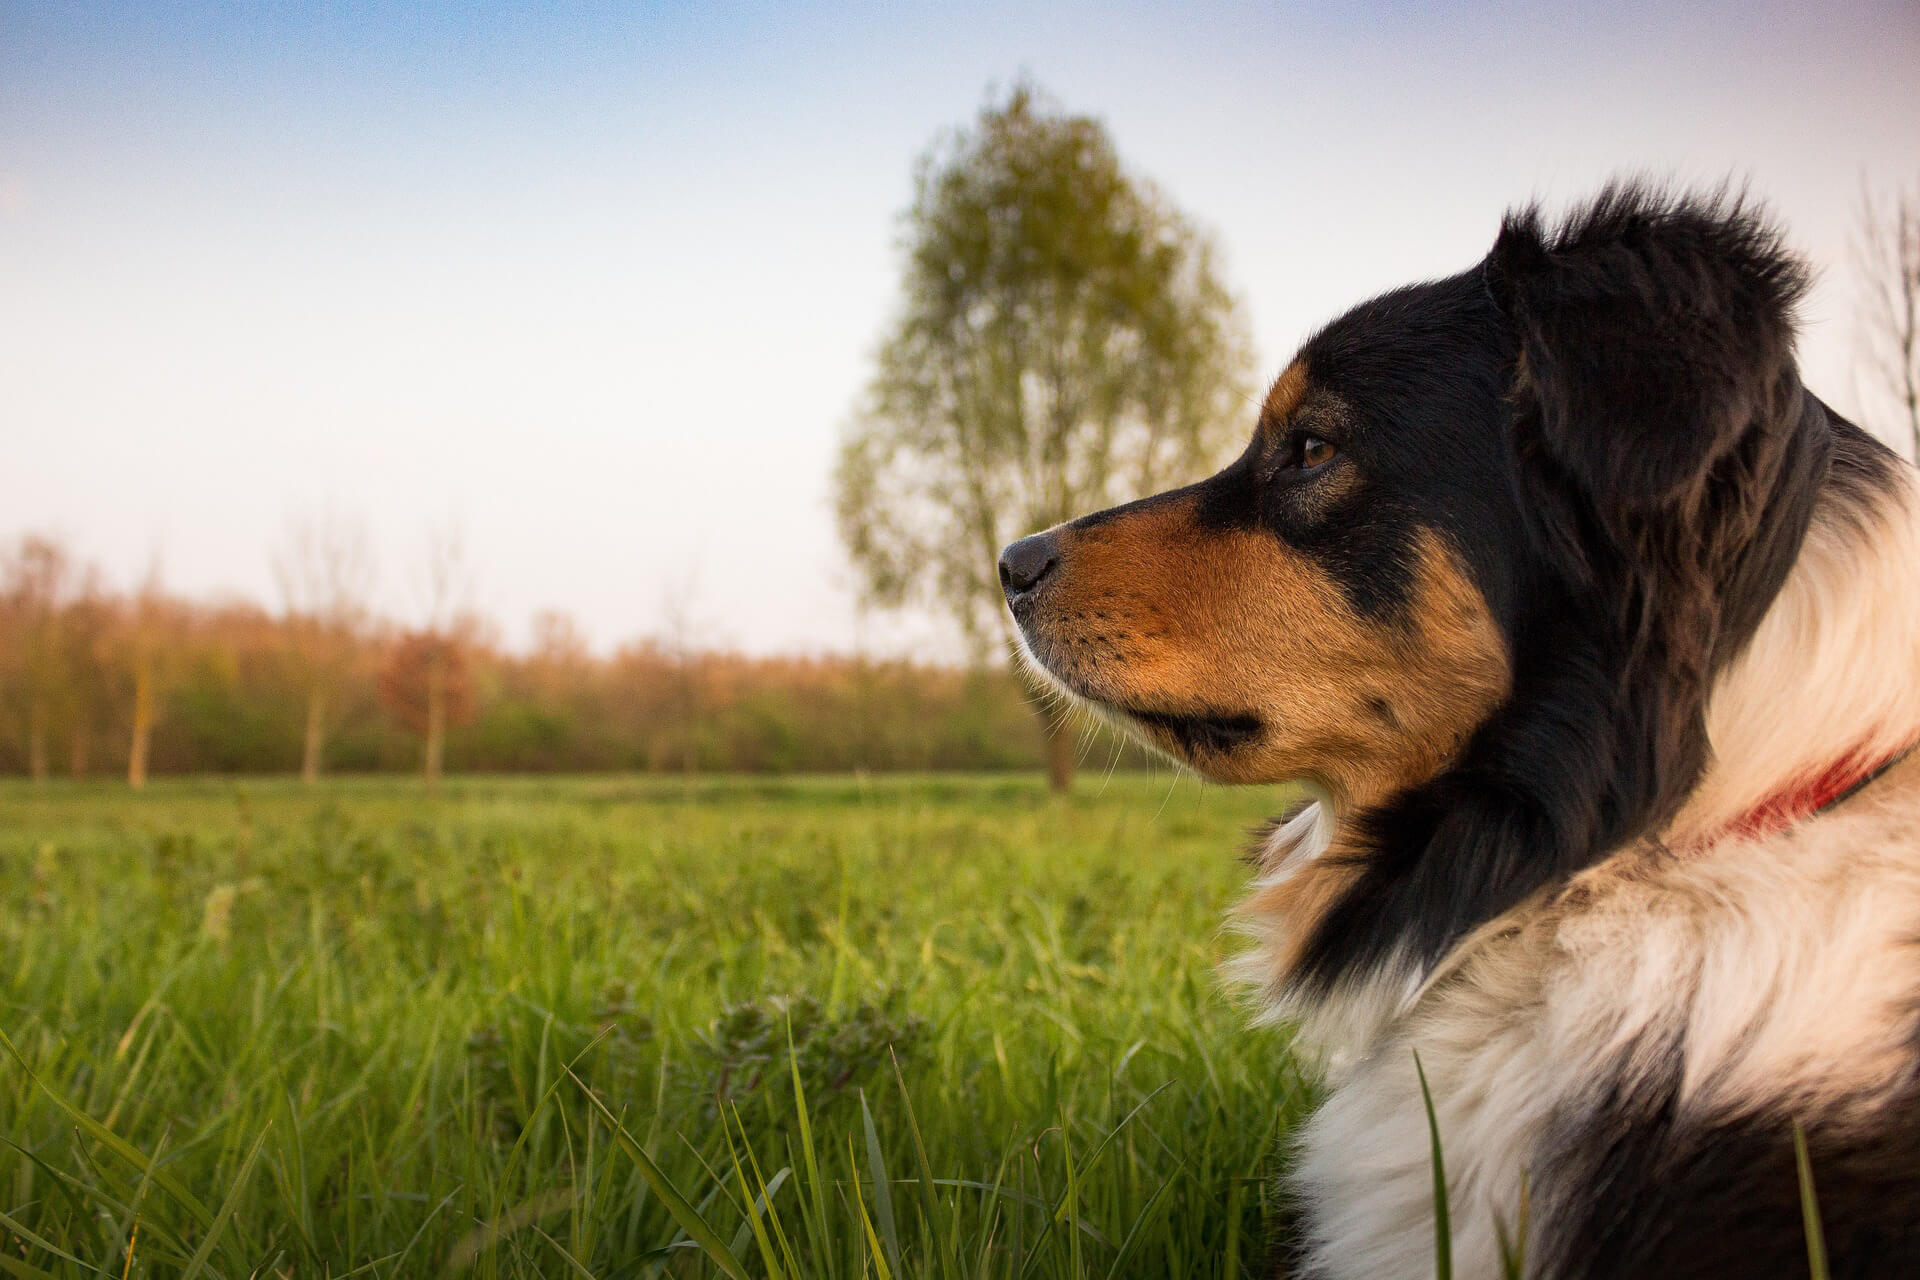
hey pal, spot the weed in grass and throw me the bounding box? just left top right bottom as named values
left=697, top=993, right=925, bottom=1121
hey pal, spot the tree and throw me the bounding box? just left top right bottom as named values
left=121, top=559, right=185, bottom=789
left=658, top=571, right=711, bottom=779
left=273, top=511, right=374, bottom=782
left=0, top=536, right=90, bottom=783
left=379, top=630, right=474, bottom=783
left=59, top=588, right=115, bottom=778
left=1855, top=179, right=1920, bottom=457
left=834, top=83, right=1254, bottom=790
left=379, top=524, right=476, bottom=785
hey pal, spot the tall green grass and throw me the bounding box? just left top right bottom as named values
left=0, top=775, right=1313, bottom=1277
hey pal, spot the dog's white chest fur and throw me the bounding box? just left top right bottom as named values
left=1282, top=780, right=1920, bottom=1279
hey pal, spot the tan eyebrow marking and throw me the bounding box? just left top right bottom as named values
left=1264, top=360, right=1309, bottom=422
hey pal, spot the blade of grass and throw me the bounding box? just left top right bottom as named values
left=859, top=1089, right=904, bottom=1280
left=1062, top=1114, right=1082, bottom=1280
left=0, top=1028, right=217, bottom=1234
left=91, top=1121, right=215, bottom=1272
left=532, top=1225, right=602, bottom=1280
left=727, top=1108, right=800, bottom=1280
left=497, top=1028, right=614, bottom=1196
left=563, top=1064, right=750, bottom=1280
left=177, top=1118, right=272, bottom=1280
left=719, top=1106, right=787, bottom=1280
left=891, top=1048, right=955, bottom=1277
left=1102, top=1169, right=1181, bottom=1280
left=1493, top=1172, right=1529, bottom=1280
left=0, top=1137, right=114, bottom=1262
left=847, top=1133, right=894, bottom=1280
left=1794, top=1121, right=1829, bottom=1280
left=1067, top=1082, right=1174, bottom=1184
left=0, top=1205, right=109, bottom=1276
left=331, top=1250, right=406, bottom=1279
left=1221, top=1180, right=1244, bottom=1280
left=0, top=1253, right=62, bottom=1280
left=929, top=1181, right=1113, bottom=1246
left=388, top=1188, right=460, bottom=1278
left=972, top=1142, right=1021, bottom=1279
left=268, top=1089, right=317, bottom=1265
left=1018, top=1084, right=1172, bottom=1274
left=788, top=1014, right=834, bottom=1270
left=1414, top=1050, right=1451, bottom=1280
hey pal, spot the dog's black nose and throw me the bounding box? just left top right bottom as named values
left=998, top=532, right=1059, bottom=600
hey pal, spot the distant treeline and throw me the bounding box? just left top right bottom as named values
left=0, top=534, right=1087, bottom=781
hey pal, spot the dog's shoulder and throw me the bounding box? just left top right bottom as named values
left=1289, top=772, right=1920, bottom=1279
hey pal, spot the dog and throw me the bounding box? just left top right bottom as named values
left=999, top=184, right=1920, bottom=1278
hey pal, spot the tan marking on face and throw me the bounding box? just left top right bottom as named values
left=1025, top=493, right=1510, bottom=811
left=1265, top=360, right=1309, bottom=421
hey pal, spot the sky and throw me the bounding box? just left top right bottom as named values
left=4, top=1, right=1918, bottom=657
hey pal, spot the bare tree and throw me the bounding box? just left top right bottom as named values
left=123, top=557, right=182, bottom=790
left=530, top=609, right=589, bottom=663
left=273, top=511, right=375, bottom=782
left=528, top=609, right=590, bottom=701
left=1855, top=179, right=1920, bottom=456
left=658, top=570, right=710, bottom=778
left=380, top=522, right=477, bottom=786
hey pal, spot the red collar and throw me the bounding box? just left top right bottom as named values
left=1722, top=745, right=1913, bottom=842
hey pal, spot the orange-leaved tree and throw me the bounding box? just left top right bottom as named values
left=273, top=511, right=375, bottom=782
left=119, top=559, right=186, bottom=789
left=379, top=524, right=477, bottom=785
left=378, top=630, right=474, bottom=784
left=0, top=536, right=89, bottom=783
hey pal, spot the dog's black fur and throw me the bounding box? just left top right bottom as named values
left=1291, top=190, right=1915, bottom=1274
left=1542, top=1031, right=1920, bottom=1277
left=1291, top=189, right=1856, bottom=993
left=1003, top=184, right=1920, bottom=1277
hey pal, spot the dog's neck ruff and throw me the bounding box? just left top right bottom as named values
left=1711, top=742, right=1915, bottom=845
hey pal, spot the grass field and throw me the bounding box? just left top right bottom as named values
left=0, top=774, right=1317, bottom=1278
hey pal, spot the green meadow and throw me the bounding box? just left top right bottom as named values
left=0, top=774, right=1317, bottom=1278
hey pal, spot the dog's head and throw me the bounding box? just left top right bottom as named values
left=1002, top=186, right=1835, bottom=984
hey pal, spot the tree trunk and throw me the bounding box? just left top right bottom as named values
left=1041, top=709, right=1074, bottom=793
left=301, top=685, right=326, bottom=783
left=423, top=656, right=446, bottom=787
left=678, top=664, right=699, bottom=778
left=68, top=723, right=88, bottom=779
left=128, top=663, right=153, bottom=789
left=27, top=700, right=48, bottom=784
left=1902, top=221, right=1917, bottom=461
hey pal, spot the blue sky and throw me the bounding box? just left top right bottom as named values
left=4, top=1, right=1918, bottom=654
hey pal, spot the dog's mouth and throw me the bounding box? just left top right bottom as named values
left=1122, top=706, right=1264, bottom=755
left=1015, top=622, right=1265, bottom=758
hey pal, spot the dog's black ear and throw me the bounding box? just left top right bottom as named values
left=1486, top=186, right=1809, bottom=508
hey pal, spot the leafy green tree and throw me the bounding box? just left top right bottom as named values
left=836, top=83, right=1254, bottom=789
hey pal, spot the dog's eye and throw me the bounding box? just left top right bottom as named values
left=1288, top=435, right=1338, bottom=471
